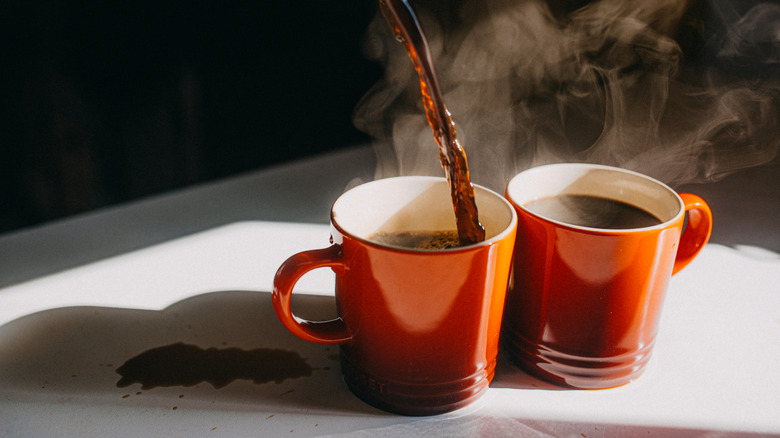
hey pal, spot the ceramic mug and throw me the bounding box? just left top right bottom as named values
left=503, top=163, right=712, bottom=389
left=273, top=176, right=517, bottom=415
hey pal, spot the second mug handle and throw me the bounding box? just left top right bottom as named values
left=272, top=245, right=351, bottom=345
left=672, top=193, right=713, bottom=275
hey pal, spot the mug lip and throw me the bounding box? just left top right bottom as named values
left=506, top=163, right=685, bottom=234
left=331, top=176, right=518, bottom=253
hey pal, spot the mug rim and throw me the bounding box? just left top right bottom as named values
left=331, top=176, right=518, bottom=253
left=505, top=163, right=685, bottom=234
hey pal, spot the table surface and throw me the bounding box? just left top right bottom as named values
left=1, top=146, right=779, bottom=437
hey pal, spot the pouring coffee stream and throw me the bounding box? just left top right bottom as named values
left=379, top=0, right=485, bottom=245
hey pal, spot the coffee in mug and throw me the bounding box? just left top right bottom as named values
left=524, top=194, right=663, bottom=229
left=367, top=230, right=461, bottom=250
left=503, top=163, right=712, bottom=389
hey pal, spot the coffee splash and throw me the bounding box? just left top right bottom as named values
left=116, top=343, right=313, bottom=389
left=378, top=0, right=485, bottom=245
left=354, top=0, right=779, bottom=190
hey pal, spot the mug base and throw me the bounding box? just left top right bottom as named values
left=340, top=354, right=493, bottom=416
left=344, top=378, right=489, bottom=416
left=503, top=330, right=653, bottom=390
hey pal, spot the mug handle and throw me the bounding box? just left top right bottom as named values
left=272, top=245, right=351, bottom=345
left=672, top=193, right=713, bottom=275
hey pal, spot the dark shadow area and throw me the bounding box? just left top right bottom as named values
left=2, top=288, right=775, bottom=435
left=0, top=283, right=553, bottom=406
left=0, top=1, right=382, bottom=234
left=0, top=289, right=382, bottom=415
left=491, top=351, right=571, bottom=391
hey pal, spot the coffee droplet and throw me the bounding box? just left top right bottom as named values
left=116, top=342, right=313, bottom=389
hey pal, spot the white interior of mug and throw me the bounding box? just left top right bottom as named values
left=506, top=164, right=683, bottom=229
left=332, top=176, right=516, bottom=247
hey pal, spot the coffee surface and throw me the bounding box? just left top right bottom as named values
left=525, top=195, right=662, bottom=229
left=369, top=230, right=461, bottom=250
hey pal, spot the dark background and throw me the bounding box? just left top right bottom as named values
left=3, top=1, right=777, bottom=237
left=0, top=1, right=383, bottom=234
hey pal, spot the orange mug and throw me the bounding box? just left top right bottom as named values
left=503, top=163, right=712, bottom=389
left=273, top=176, right=517, bottom=415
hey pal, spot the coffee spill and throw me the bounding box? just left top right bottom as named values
left=378, top=0, right=485, bottom=246
left=116, top=342, right=313, bottom=390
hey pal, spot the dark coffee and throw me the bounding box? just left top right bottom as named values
left=116, top=342, right=312, bottom=390
left=369, top=230, right=461, bottom=250
left=524, top=195, right=662, bottom=229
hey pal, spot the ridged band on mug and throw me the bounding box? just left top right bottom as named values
left=340, top=351, right=496, bottom=416
left=502, top=325, right=654, bottom=389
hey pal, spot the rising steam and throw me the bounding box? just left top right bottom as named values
left=353, top=0, right=780, bottom=190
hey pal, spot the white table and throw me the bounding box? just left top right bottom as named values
left=1, top=146, right=778, bottom=437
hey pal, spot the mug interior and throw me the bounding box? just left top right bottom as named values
left=506, top=164, right=683, bottom=229
left=332, top=176, right=515, bottom=247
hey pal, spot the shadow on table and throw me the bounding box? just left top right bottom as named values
left=0, top=286, right=568, bottom=411
left=2, top=290, right=775, bottom=436
left=491, top=352, right=570, bottom=391
left=0, top=290, right=382, bottom=416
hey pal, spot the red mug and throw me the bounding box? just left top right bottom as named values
left=503, top=163, right=712, bottom=389
left=273, top=176, right=517, bottom=415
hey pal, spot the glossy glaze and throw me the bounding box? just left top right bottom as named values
left=334, top=230, right=514, bottom=414
left=273, top=177, right=516, bottom=415
left=503, top=165, right=712, bottom=389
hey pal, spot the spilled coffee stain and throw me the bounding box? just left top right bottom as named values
left=116, top=342, right=312, bottom=389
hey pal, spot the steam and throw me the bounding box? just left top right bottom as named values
left=353, top=0, right=780, bottom=190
